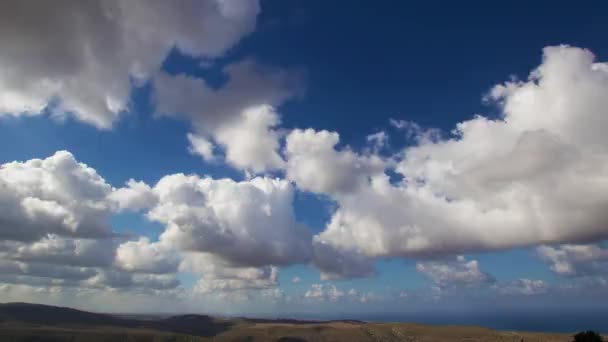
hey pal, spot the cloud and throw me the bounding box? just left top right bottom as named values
left=194, top=269, right=278, bottom=293
left=309, top=46, right=608, bottom=261
left=187, top=133, right=216, bottom=161
left=416, top=256, right=495, bottom=288
left=0, top=150, right=318, bottom=298
left=291, top=276, right=301, bottom=283
left=150, top=174, right=313, bottom=267
left=494, top=279, right=549, bottom=296
left=358, top=291, right=379, bottom=303
left=115, top=237, right=180, bottom=274
left=154, top=60, right=299, bottom=136
left=261, top=288, right=286, bottom=302
left=537, top=244, right=608, bottom=277
left=0, top=151, right=187, bottom=295
left=285, top=128, right=385, bottom=194
left=366, top=131, right=388, bottom=152
left=183, top=253, right=279, bottom=293
left=109, top=179, right=157, bottom=212
left=304, top=283, right=345, bottom=302
left=7, top=236, right=116, bottom=268
left=389, top=119, right=441, bottom=143
left=0, top=260, right=96, bottom=281
left=0, top=151, right=115, bottom=241
left=312, top=239, right=376, bottom=280
left=214, top=105, right=285, bottom=173
left=154, top=60, right=303, bottom=173
left=85, top=270, right=179, bottom=291
left=0, top=0, right=300, bottom=175
left=0, top=0, right=260, bottom=128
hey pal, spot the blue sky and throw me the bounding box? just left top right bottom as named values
left=1, top=0, right=608, bottom=329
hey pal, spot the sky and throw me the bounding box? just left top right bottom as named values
left=1, top=0, right=608, bottom=330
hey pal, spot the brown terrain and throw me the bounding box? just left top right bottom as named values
left=0, top=303, right=584, bottom=341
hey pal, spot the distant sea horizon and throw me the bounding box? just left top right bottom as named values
left=5, top=302, right=606, bottom=335
left=242, top=310, right=608, bottom=334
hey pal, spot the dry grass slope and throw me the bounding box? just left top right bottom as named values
left=0, top=303, right=586, bottom=342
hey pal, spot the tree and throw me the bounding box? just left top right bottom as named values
left=573, top=331, right=603, bottom=342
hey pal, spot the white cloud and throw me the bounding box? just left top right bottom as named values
left=183, top=253, right=279, bottom=293
left=86, top=270, right=179, bottom=291
left=416, top=256, right=495, bottom=288
left=310, top=46, right=608, bottom=261
left=194, top=270, right=277, bottom=293
left=109, top=179, right=157, bottom=212
left=291, top=276, right=301, bottom=283
left=154, top=60, right=302, bottom=173
left=261, top=288, right=286, bottom=302
left=115, top=237, right=180, bottom=274
left=537, top=244, right=608, bottom=276
left=0, top=0, right=260, bottom=128
left=366, top=131, right=388, bottom=152
left=358, top=291, right=378, bottom=303
left=0, top=151, right=187, bottom=295
left=0, top=150, right=318, bottom=297
left=154, top=60, right=299, bottom=136
left=0, top=151, right=114, bottom=241
left=150, top=174, right=313, bottom=267
left=214, top=105, right=285, bottom=173
left=495, top=279, right=548, bottom=296
left=285, top=128, right=384, bottom=194
left=187, top=133, right=216, bottom=161
left=389, top=119, right=441, bottom=143
left=304, top=283, right=345, bottom=302
left=8, top=236, right=116, bottom=268
left=0, top=260, right=96, bottom=281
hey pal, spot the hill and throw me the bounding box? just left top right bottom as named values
left=0, top=302, right=581, bottom=341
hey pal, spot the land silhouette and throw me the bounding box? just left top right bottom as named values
left=0, top=302, right=598, bottom=341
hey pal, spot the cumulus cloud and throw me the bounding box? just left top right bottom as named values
left=0, top=151, right=186, bottom=295
left=86, top=270, right=179, bottom=291
left=261, top=288, right=286, bottom=302
left=109, top=179, right=157, bottom=212
left=115, top=237, right=180, bottom=274
left=183, top=253, right=279, bottom=293
left=214, top=105, right=285, bottom=173
left=358, top=291, right=379, bottom=303
left=416, top=256, right=495, bottom=288
left=495, top=279, right=549, bottom=296
left=194, top=268, right=278, bottom=293
left=537, top=244, right=608, bottom=276
left=312, top=239, right=376, bottom=280
left=0, top=0, right=260, bottom=128
left=5, top=43, right=608, bottom=301
left=304, top=283, right=345, bottom=302
left=0, top=151, right=115, bottom=241
left=0, top=0, right=300, bottom=175
left=366, top=131, right=389, bottom=152
left=0, top=260, right=96, bottom=281
left=285, top=128, right=385, bottom=194
left=0, top=150, right=318, bottom=298
left=389, top=119, right=441, bottom=143
left=154, top=61, right=303, bottom=173
left=187, top=133, right=216, bottom=161
left=154, top=60, right=299, bottom=136
left=150, top=174, right=313, bottom=267
left=8, top=236, right=116, bottom=268
left=310, top=46, right=608, bottom=261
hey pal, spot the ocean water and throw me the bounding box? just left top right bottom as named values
left=281, top=310, right=608, bottom=334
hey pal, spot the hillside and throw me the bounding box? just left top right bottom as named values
left=0, top=302, right=579, bottom=341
